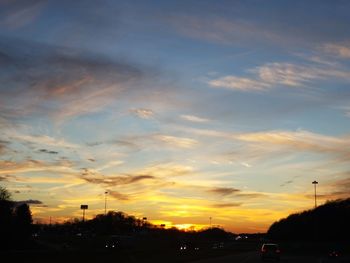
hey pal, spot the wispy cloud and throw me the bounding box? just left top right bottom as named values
left=14, top=199, right=46, bottom=207
left=209, top=75, right=268, bottom=91
left=180, top=114, right=210, bottom=123
left=0, top=0, right=47, bottom=29
left=322, top=42, right=350, bottom=58
left=108, top=190, right=129, bottom=201
left=38, top=149, right=59, bottom=154
left=0, top=38, right=146, bottom=122
left=208, top=187, right=240, bottom=196
left=154, top=135, right=198, bottom=148
left=0, top=139, right=9, bottom=155
left=211, top=202, right=242, bottom=208
left=9, top=132, right=78, bottom=149
left=0, top=159, right=76, bottom=175
left=130, top=108, right=154, bottom=119
left=0, top=174, right=17, bottom=181
left=166, top=15, right=286, bottom=46
left=80, top=170, right=155, bottom=187
left=208, top=61, right=350, bottom=91
left=140, top=163, right=193, bottom=178
left=235, top=130, right=350, bottom=157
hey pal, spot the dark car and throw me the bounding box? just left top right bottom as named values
left=104, top=236, right=119, bottom=250
left=328, top=249, right=341, bottom=259
left=261, top=243, right=280, bottom=262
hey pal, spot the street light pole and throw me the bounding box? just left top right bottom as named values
left=104, top=191, right=108, bottom=215
left=312, top=181, right=318, bottom=208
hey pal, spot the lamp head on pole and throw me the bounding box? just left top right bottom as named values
left=312, top=181, right=318, bottom=185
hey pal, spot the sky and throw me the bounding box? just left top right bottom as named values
left=1, top=0, right=350, bottom=233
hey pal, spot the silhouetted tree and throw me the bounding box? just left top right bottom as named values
left=0, top=186, right=13, bottom=249
left=14, top=203, right=33, bottom=239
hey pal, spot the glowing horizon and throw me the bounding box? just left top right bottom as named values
left=1, top=0, right=350, bottom=234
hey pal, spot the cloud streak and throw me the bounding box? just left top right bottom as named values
left=154, top=135, right=198, bottom=149
left=322, top=42, right=350, bottom=59
left=0, top=38, right=146, bottom=122
left=130, top=108, right=154, bottom=119
left=80, top=170, right=155, bottom=187
left=208, top=61, right=350, bottom=91
left=208, top=187, right=240, bottom=196
left=180, top=114, right=210, bottom=123
left=0, top=0, right=46, bottom=29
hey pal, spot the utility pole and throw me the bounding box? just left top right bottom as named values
left=312, top=181, right=318, bottom=208
left=209, top=217, right=212, bottom=228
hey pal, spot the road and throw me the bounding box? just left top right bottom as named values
left=191, top=251, right=350, bottom=263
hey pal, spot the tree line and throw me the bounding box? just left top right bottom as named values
left=267, top=198, right=350, bottom=242
left=0, top=186, right=234, bottom=250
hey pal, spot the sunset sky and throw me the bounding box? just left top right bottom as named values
left=1, top=0, right=350, bottom=233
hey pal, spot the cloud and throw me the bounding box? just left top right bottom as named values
left=187, top=126, right=350, bottom=161
left=236, top=193, right=267, bottom=199
left=38, top=149, right=59, bottom=154
left=8, top=132, right=78, bottom=149
left=212, top=202, right=242, bottom=208
left=209, top=75, right=268, bottom=91
left=0, top=38, right=145, bottom=122
left=256, top=63, right=320, bottom=87
left=235, top=130, right=350, bottom=158
left=280, top=180, right=294, bottom=187
left=108, top=190, right=129, bottom=201
left=80, top=171, right=155, bottom=187
left=154, top=135, right=198, bottom=148
left=180, top=114, right=210, bottom=123
left=96, top=160, right=124, bottom=171
left=208, top=62, right=350, bottom=91
left=317, top=176, right=350, bottom=200
left=139, top=163, right=193, bottom=179
left=0, top=139, right=9, bottom=154
left=14, top=199, right=45, bottom=206
left=0, top=159, right=77, bottom=176
left=165, top=15, right=285, bottom=46
left=206, top=186, right=266, bottom=200
left=0, top=0, right=47, bottom=29
left=322, top=42, right=350, bottom=58
left=130, top=108, right=154, bottom=119
left=208, top=187, right=240, bottom=196
left=0, top=174, right=16, bottom=181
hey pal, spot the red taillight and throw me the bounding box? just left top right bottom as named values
left=261, top=249, right=266, bottom=253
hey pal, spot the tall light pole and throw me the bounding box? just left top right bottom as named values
left=81, top=205, right=88, bottom=222
left=312, top=181, right=318, bottom=208
left=209, top=217, right=212, bottom=228
left=104, top=191, right=108, bottom=215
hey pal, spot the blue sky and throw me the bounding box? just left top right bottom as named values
left=1, top=0, right=350, bottom=232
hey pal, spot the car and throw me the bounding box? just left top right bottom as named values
left=328, top=250, right=340, bottom=258
left=260, top=243, right=280, bottom=262
left=179, top=242, right=200, bottom=252
left=328, top=248, right=341, bottom=259
left=104, top=236, right=120, bottom=250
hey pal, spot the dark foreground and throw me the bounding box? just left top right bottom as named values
left=193, top=251, right=350, bottom=263
left=2, top=245, right=350, bottom=263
